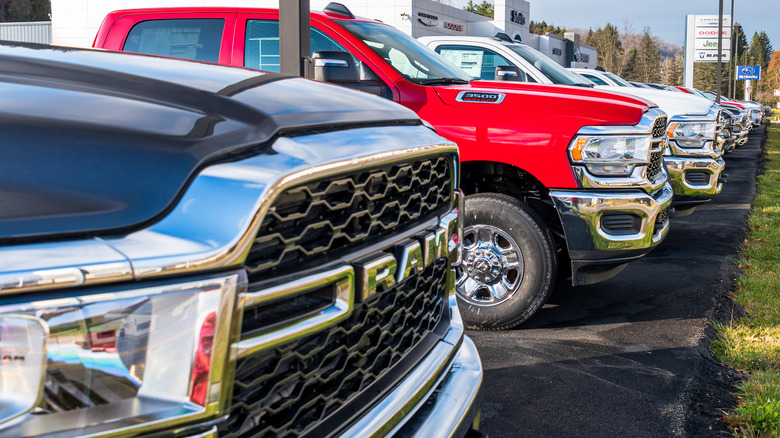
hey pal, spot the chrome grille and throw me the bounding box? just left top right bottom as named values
left=647, top=150, right=664, bottom=179
left=245, top=156, right=452, bottom=279
left=652, top=116, right=668, bottom=138
left=223, top=260, right=449, bottom=438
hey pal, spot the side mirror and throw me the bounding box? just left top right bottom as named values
left=494, top=65, right=525, bottom=82
left=313, top=50, right=360, bottom=83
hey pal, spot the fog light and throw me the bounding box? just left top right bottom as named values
left=0, top=315, right=47, bottom=424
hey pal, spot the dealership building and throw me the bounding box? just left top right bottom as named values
left=49, top=0, right=596, bottom=68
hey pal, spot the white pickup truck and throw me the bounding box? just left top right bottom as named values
left=419, top=34, right=728, bottom=216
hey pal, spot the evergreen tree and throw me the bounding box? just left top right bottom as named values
left=463, top=1, right=494, bottom=19
left=584, top=23, right=624, bottom=75
left=0, top=0, right=49, bottom=22
left=669, top=53, right=684, bottom=86
left=622, top=48, right=638, bottom=81
left=633, top=28, right=661, bottom=83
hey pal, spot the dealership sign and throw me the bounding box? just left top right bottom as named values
left=696, top=50, right=731, bottom=62
left=689, top=14, right=731, bottom=64
left=695, top=38, right=731, bottom=50
left=737, top=66, right=761, bottom=80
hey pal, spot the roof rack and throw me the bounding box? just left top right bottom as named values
left=324, top=2, right=355, bottom=19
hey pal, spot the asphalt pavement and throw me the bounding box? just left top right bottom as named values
left=469, top=124, right=766, bottom=437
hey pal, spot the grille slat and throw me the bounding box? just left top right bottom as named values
left=647, top=151, right=664, bottom=179
left=652, top=116, right=668, bottom=138
left=246, top=157, right=452, bottom=279
left=224, top=261, right=448, bottom=438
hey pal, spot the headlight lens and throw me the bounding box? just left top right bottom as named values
left=666, top=121, right=716, bottom=148
left=569, top=135, right=651, bottom=176
left=0, top=272, right=244, bottom=437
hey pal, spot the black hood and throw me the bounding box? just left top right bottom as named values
left=0, top=43, right=420, bottom=242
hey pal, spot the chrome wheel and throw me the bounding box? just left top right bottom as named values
left=457, top=224, right=524, bottom=306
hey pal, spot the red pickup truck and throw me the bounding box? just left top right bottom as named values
left=95, top=3, right=673, bottom=330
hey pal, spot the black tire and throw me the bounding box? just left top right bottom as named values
left=456, top=193, right=557, bottom=330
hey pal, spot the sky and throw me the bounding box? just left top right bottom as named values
left=454, top=0, right=779, bottom=53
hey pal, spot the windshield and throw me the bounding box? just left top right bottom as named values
left=506, top=44, right=594, bottom=86
left=604, top=72, right=632, bottom=87
left=338, top=20, right=472, bottom=84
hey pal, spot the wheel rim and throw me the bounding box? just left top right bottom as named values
left=456, top=224, right=524, bottom=307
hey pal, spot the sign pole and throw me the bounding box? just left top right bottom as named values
left=716, top=0, right=723, bottom=103
left=683, top=15, right=695, bottom=88
left=729, top=0, right=735, bottom=99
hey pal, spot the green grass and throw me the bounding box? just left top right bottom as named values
left=714, top=123, right=780, bottom=436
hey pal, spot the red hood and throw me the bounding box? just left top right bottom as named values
left=435, top=81, right=653, bottom=126
left=720, top=100, right=746, bottom=110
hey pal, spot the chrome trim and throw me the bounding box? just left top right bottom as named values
left=0, top=126, right=456, bottom=295
left=455, top=90, right=506, bottom=104
left=186, top=426, right=218, bottom=438
left=576, top=108, right=666, bottom=136
left=665, top=156, right=725, bottom=197
left=452, top=190, right=465, bottom=266
left=0, top=239, right=132, bottom=296
left=570, top=108, right=668, bottom=193
left=666, top=106, right=721, bottom=158
left=407, top=337, right=482, bottom=438
left=667, top=138, right=722, bottom=159
left=314, top=58, right=348, bottom=67
left=339, top=293, right=480, bottom=438
left=550, top=183, right=673, bottom=253
left=233, top=265, right=354, bottom=359
left=572, top=163, right=668, bottom=194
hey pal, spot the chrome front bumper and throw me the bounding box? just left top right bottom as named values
left=342, top=293, right=483, bottom=438
left=550, top=184, right=673, bottom=285
left=665, top=156, right=725, bottom=201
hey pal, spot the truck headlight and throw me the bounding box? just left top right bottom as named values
left=0, top=271, right=244, bottom=437
left=666, top=121, right=716, bottom=147
left=569, top=134, right=651, bottom=176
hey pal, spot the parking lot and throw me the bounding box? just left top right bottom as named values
left=471, top=125, right=765, bottom=437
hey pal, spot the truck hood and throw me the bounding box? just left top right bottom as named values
left=595, top=85, right=715, bottom=119
left=0, top=43, right=420, bottom=242
left=436, top=81, right=652, bottom=126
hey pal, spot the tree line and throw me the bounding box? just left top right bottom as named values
left=544, top=20, right=776, bottom=104
left=0, top=0, right=50, bottom=22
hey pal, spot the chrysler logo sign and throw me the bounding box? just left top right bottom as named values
left=417, top=12, right=439, bottom=26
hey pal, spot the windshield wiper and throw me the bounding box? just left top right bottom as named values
left=417, top=77, right=470, bottom=85
left=572, top=82, right=595, bottom=88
